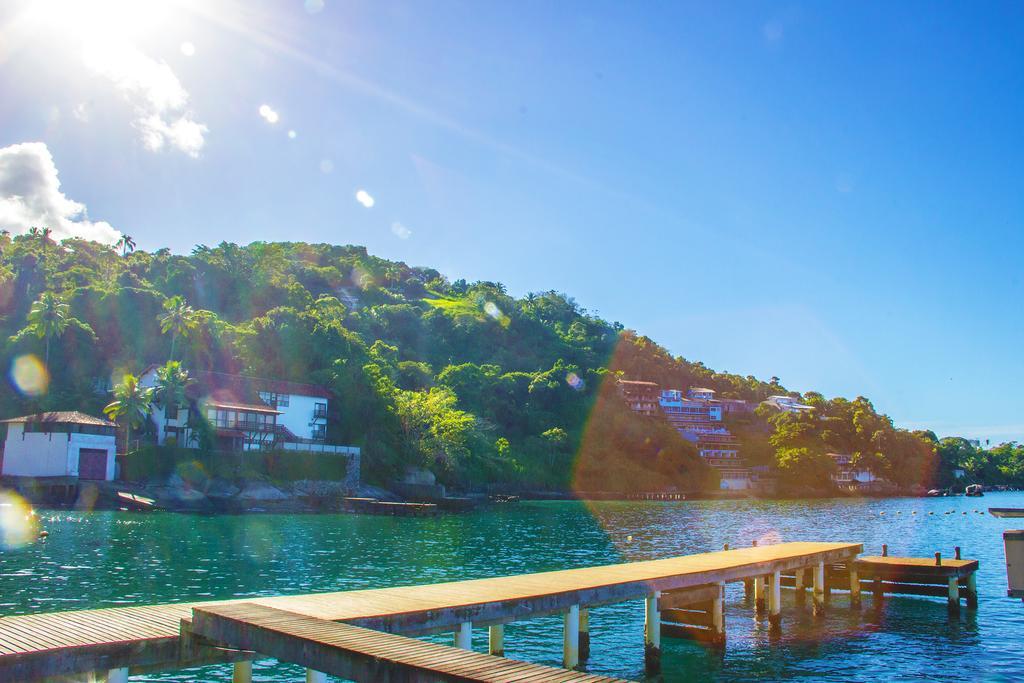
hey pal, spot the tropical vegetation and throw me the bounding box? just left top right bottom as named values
left=0, top=233, right=1010, bottom=493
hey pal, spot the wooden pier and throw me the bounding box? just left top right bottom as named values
left=0, top=540, right=981, bottom=682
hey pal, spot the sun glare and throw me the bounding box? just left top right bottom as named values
left=26, top=0, right=175, bottom=44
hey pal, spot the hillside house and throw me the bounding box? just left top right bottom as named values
left=138, top=368, right=353, bottom=457
left=0, top=412, right=117, bottom=481
left=617, top=380, right=660, bottom=416
left=828, top=453, right=878, bottom=490
left=763, top=395, right=815, bottom=414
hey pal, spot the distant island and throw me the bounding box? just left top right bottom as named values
left=0, top=233, right=1018, bottom=499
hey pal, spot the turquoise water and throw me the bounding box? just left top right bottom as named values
left=3, top=494, right=1024, bottom=681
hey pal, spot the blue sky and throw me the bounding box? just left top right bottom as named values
left=1, top=1, right=1022, bottom=442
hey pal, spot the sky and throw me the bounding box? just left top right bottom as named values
left=0, top=1, right=1022, bottom=443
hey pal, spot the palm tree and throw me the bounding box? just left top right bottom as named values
left=158, top=295, right=199, bottom=360
left=154, top=361, right=192, bottom=442
left=104, top=373, right=154, bottom=455
left=25, top=292, right=69, bottom=369
left=116, top=234, right=136, bottom=257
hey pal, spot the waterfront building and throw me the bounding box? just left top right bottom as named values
left=687, top=387, right=716, bottom=401
left=617, top=379, right=660, bottom=416
left=138, top=367, right=354, bottom=456
left=828, top=453, right=878, bottom=490
left=763, top=394, right=816, bottom=414
left=0, top=412, right=117, bottom=481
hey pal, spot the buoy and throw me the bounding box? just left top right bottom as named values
left=912, top=511, right=917, bottom=514
left=39, top=530, right=48, bottom=538
left=929, top=512, right=934, bottom=515
left=880, top=512, right=885, bottom=516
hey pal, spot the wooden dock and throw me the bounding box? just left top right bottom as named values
left=0, top=540, right=981, bottom=682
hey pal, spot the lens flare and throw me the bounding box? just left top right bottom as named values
left=0, top=490, right=40, bottom=549
left=566, top=372, right=585, bottom=391
left=10, top=354, right=49, bottom=396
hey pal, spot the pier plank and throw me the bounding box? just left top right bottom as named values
left=190, top=603, right=621, bottom=683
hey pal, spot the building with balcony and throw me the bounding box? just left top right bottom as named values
left=139, top=368, right=346, bottom=455
left=617, top=380, right=660, bottom=416
left=828, top=453, right=878, bottom=490
left=687, top=387, right=716, bottom=401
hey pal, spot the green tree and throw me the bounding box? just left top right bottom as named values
left=104, top=373, right=155, bottom=454
left=116, top=234, right=136, bottom=257
left=153, top=361, right=192, bottom=443
left=158, top=295, right=199, bottom=360
left=14, top=292, right=94, bottom=370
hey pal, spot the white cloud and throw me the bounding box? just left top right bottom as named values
left=355, top=189, right=375, bottom=208
left=258, top=104, right=280, bottom=124
left=0, top=142, right=120, bottom=244
left=180, top=42, right=195, bottom=57
left=83, top=40, right=207, bottom=157
left=391, top=222, right=411, bottom=239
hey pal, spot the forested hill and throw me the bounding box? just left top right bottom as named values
left=0, top=235, right=1010, bottom=493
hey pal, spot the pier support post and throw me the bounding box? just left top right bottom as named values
left=712, top=581, right=726, bottom=645
left=948, top=577, right=960, bottom=613
left=579, top=607, right=591, bottom=661
left=644, top=592, right=661, bottom=675
left=966, top=572, right=978, bottom=609
left=744, top=578, right=753, bottom=600
left=564, top=604, right=580, bottom=669
left=768, top=570, right=782, bottom=629
left=849, top=564, right=861, bottom=608
left=306, top=670, right=327, bottom=683
left=813, top=561, right=826, bottom=616
left=488, top=624, right=504, bottom=657
left=107, top=668, right=129, bottom=683
left=754, top=575, right=766, bottom=613
left=794, top=567, right=806, bottom=603
left=454, top=621, right=473, bottom=649
left=233, top=661, right=253, bottom=683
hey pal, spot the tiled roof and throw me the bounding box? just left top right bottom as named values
left=0, top=411, right=116, bottom=427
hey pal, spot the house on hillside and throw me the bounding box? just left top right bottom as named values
left=138, top=368, right=354, bottom=459
left=687, top=387, right=716, bottom=401
left=617, top=380, right=660, bottom=416
left=0, top=412, right=117, bottom=481
left=763, top=395, right=815, bottom=414
left=828, top=453, right=878, bottom=491
left=718, top=398, right=753, bottom=415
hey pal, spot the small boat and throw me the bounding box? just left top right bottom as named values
left=116, top=491, right=159, bottom=511
left=965, top=484, right=984, bottom=497
left=989, top=508, right=1024, bottom=518
left=926, top=489, right=944, bottom=497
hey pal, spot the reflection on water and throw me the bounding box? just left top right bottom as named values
left=2, top=494, right=1023, bottom=681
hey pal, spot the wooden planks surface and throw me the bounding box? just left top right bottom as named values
left=191, top=602, right=625, bottom=682
left=0, top=541, right=861, bottom=679
left=855, top=555, right=979, bottom=578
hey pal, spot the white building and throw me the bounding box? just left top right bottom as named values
left=0, top=412, right=117, bottom=481
left=138, top=368, right=342, bottom=454
left=764, top=395, right=815, bottom=414
left=828, top=453, right=878, bottom=490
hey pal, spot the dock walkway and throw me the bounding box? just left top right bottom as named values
left=0, top=541, right=875, bottom=681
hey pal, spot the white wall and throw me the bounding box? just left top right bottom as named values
left=277, top=394, right=327, bottom=441
left=0, top=425, right=115, bottom=480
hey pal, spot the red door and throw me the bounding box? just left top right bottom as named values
left=78, top=449, right=108, bottom=480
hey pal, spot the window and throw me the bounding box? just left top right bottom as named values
left=259, top=391, right=289, bottom=407
left=311, top=424, right=326, bottom=440
left=314, top=402, right=327, bottom=419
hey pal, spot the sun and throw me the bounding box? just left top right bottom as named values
left=25, top=0, right=175, bottom=45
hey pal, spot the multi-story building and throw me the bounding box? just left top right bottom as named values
left=617, top=380, right=660, bottom=416
left=828, top=453, right=878, bottom=490
left=660, top=387, right=751, bottom=490
left=139, top=367, right=352, bottom=457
